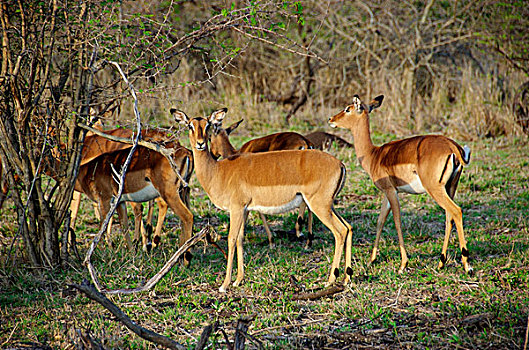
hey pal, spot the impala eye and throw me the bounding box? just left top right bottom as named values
left=188, top=123, right=195, bottom=131
left=345, top=107, right=350, bottom=113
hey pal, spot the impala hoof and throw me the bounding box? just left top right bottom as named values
left=184, top=251, right=193, bottom=265
left=369, top=251, right=378, bottom=265
left=143, top=242, right=152, bottom=253
left=346, top=267, right=353, bottom=277
left=304, top=237, right=313, bottom=249
left=219, top=285, right=227, bottom=293
left=233, top=279, right=243, bottom=287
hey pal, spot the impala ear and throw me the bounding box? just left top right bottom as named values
left=352, top=95, right=363, bottom=113
left=226, top=119, right=243, bottom=135
left=368, top=95, right=384, bottom=112
left=209, top=107, right=228, bottom=125
left=171, top=108, right=189, bottom=124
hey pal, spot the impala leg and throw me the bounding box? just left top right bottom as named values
left=296, top=201, right=315, bottom=248
left=233, top=210, right=247, bottom=287
left=93, top=202, right=101, bottom=221
left=370, top=195, right=391, bottom=265
left=69, top=191, right=82, bottom=230
left=130, top=202, right=143, bottom=240
left=343, top=211, right=353, bottom=283
left=454, top=213, right=472, bottom=274
left=145, top=199, right=155, bottom=241
left=164, top=194, right=193, bottom=265
left=310, top=202, right=350, bottom=285
left=295, top=201, right=306, bottom=238
left=96, top=200, right=110, bottom=246
left=259, top=212, right=274, bottom=248
left=386, top=190, right=408, bottom=273
left=152, top=199, right=169, bottom=248
left=220, top=209, right=245, bottom=293
left=428, top=188, right=472, bottom=273
left=305, top=208, right=314, bottom=249
left=131, top=202, right=152, bottom=252
left=439, top=213, right=453, bottom=269
left=116, top=202, right=133, bottom=250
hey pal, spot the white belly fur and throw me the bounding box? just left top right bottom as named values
left=249, top=194, right=304, bottom=215
left=118, top=183, right=160, bottom=203
left=397, top=175, right=426, bottom=194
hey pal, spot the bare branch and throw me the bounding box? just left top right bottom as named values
left=83, top=60, right=142, bottom=290
left=70, top=280, right=186, bottom=350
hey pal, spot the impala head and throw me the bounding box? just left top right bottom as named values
left=209, top=118, right=243, bottom=159
left=328, top=95, right=384, bottom=129
left=171, top=107, right=228, bottom=152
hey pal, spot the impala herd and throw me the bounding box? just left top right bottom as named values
left=13, top=94, right=472, bottom=292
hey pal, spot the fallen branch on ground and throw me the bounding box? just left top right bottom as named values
left=70, top=280, right=186, bottom=350
left=292, top=283, right=345, bottom=301
left=235, top=315, right=262, bottom=350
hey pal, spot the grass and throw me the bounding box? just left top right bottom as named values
left=0, top=131, right=528, bottom=349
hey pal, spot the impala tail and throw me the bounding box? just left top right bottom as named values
left=462, top=145, right=471, bottom=164
left=333, top=164, right=347, bottom=200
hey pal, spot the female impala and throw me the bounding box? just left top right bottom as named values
left=329, top=95, right=472, bottom=274
left=70, top=128, right=189, bottom=252
left=172, top=107, right=352, bottom=293
left=208, top=119, right=314, bottom=248
left=73, top=141, right=193, bottom=257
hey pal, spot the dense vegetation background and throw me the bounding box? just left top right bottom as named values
left=0, top=1, right=528, bottom=348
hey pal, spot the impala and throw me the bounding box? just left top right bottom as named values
left=304, top=131, right=353, bottom=151
left=208, top=118, right=315, bottom=248
left=329, top=95, right=472, bottom=273
left=70, top=128, right=182, bottom=250
left=172, top=107, right=352, bottom=293
left=73, top=139, right=194, bottom=258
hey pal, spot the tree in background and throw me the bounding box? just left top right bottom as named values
left=0, top=0, right=316, bottom=268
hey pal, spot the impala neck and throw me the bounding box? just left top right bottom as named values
left=218, top=132, right=238, bottom=158
left=190, top=145, right=219, bottom=194
left=349, top=115, right=376, bottom=172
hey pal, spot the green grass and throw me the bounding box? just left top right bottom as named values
left=0, top=136, right=528, bottom=349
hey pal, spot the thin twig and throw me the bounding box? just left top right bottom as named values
left=0, top=321, right=19, bottom=348
left=382, top=284, right=403, bottom=309
left=252, top=318, right=325, bottom=335
left=83, top=60, right=141, bottom=291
